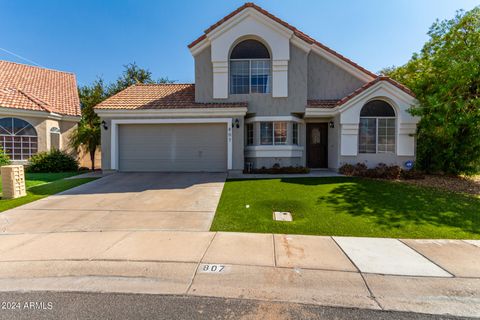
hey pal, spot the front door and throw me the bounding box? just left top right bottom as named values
left=306, top=123, right=328, bottom=168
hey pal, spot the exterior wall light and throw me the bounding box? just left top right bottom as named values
left=329, top=121, right=335, bottom=128
left=101, top=120, right=108, bottom=130
left=233, top=118, right=240, bottom=128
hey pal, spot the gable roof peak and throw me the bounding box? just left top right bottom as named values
left=188, top=3, right=377, bottom=80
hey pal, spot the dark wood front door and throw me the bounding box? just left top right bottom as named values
left=306, top=123, right=328, bottom=168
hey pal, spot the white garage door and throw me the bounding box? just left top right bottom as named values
left=118, top=123, right=227, bottom=172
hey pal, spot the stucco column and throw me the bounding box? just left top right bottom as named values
left=340, top=123, right=359, bottom=156
left=397, top=122, right=417, bottom=156
left=212, top=61, right=229, bottom=99
left=272, top=60, right=288, bottom=97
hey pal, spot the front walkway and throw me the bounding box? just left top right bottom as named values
left=228, top=169, right=343, bottom=179
left=0, top=231, right=478, bottom=318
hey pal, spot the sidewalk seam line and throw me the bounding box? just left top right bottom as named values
left=359, top=272, right=384, bottom=310
left=0, top=260, right=477, bottom=279
left=15, top=208, right=215, bottom=213
left=0, top=229, right=214, bottom=236
left=90, top=232, right=133, bottom=261
left=397, top=239, right=454, bottom=278
left=185, top=231, right=217, bottom=294
left=331, top=236, right=383, bottom=310
left=0, top=232, right=49, bottom=254
left=272, top=234, right=277, bottom=267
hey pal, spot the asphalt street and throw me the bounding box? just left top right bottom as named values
left=0, top=292, right=472, bottom=320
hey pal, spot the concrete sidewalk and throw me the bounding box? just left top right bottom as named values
left=0, top=231, right=479, bottom=317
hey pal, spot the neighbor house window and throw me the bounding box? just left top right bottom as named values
left=230, top=40, right=271, bottom=94
left=0, top=117, right=38, bottom=160
left=246, top=123, right=254, bottom=145
left=292, top=123, right=299, bottom=145
left=358, top=100, right=396, bottom=154
left=50, top=127, right=60, bottom=151
left=260, top=122, right=287, bottom=145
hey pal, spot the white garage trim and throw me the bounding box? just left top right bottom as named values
left=111, top=118, right=232, bottom=171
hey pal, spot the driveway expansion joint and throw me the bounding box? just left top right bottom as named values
left=186, top=231, right=218, bottom=294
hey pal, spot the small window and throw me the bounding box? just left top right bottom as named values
left=292, top=123, right=299, bottom=145
left=50, top=127, right=60, bottom=151
left=246, top=123, right=254, bottom=146
left=274, top=122, right=287, bottom=145
left=260, top=122, right=273, bottom=145
left=260, top=122, right=287, bottom=145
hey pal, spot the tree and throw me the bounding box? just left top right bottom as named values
left=107, top=62, right=173, bottom=96
left=72, top=64, right=173, bottom=170
left=383, top=7, right=480, bottom=174
left=70, top=79, right=106, bottom=170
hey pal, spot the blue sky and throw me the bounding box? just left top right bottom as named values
left=1, top=0, right=478, bottom=86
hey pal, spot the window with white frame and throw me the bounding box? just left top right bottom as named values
left=246, top=123, right=254, bottom=146
left=0, top=117, right=38, bottom=160
left=292, top=123, right=299, bottom=145
left=230, top=40, right=271, bottom=94
left=50, top=127, right=60, bottom=151
left=358, top=100, right=396, bottom=154
left=260, top=122, right=287, bottom=145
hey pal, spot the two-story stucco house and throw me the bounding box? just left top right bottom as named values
left=95, top=3, right=419, bottom=173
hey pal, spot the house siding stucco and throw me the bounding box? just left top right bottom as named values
left=195, top=44, right=308, bottom=116
left=307, top=52, right=365, bottom=100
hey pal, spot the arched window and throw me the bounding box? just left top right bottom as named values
left=358, top=100, right=396, bottom=154
left=50, top=127, right=60, bottom=151
left=230, top=39, right=271, bottom=94
left=0, top=117, right=38, bottom=160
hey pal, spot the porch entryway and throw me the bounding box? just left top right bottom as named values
left=306, top=123, right=328, bottom=168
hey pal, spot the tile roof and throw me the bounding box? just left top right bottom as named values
left=188, top=2, right=377, bottom=79
left=306, top=99, right=340, bottom=108
left=94, top=83, right=247, bottom=110
left=307, top=77, right=415, bottom=109
left=0, top=60, right=80, bottom=116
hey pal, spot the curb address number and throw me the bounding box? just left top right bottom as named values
left=199, top=264, right=226, bottom=273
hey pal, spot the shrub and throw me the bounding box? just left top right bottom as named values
left=401, top=169, right=426, bottom=180
left=348, top=163, right=367, bottom=176
left=340, top=163, right=413, bottom=180
left=27, top=149, right=79, bottom=173
left=0, top=147, right=10, bottom=167
left=338, top=163, right=355, bottom=176
left=244, top=166, right=310, bottom=174
left=385, top=165, right=402, bottom=179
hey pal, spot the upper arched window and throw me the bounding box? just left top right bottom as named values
left=358, top=100, right=396, bottom=154
left=0, top=117, right=38, bottom=160
left=230, top=40, right=271, bottom=94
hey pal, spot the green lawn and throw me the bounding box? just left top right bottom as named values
left=0, top=172, right=96, bottom=212
left=211, top=177, right=480, bottom=239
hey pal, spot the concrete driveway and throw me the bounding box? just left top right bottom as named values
left=0, top=172, right=226, bottom=233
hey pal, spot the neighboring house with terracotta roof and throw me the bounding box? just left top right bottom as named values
left=0, top=60, right=81, bottom=162
left=95, top=3, right=419, bottom=173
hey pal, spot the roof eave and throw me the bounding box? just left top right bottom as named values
left=95, top=107, right=248, bottom=118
